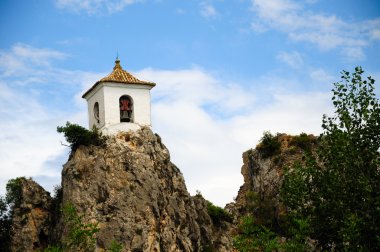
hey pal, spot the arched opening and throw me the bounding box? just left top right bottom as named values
left=93, top=102, right=100, bottom=123
left=119, top=95, right=133, bottom=122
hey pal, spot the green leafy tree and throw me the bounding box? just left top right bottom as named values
left=0, top=196, right=12, bottom=252
left=282, top=67, right=380, bottom=250
left=57, top=122, right=106, bottom=152
left=5, top=177, right=25, bottom=208
left=0, top=177, right=26, bottom=252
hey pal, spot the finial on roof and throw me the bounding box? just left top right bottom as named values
left=114, top=54, right=121, bottom=70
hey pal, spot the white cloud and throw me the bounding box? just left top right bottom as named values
left=176, top=8, right=185, bottom=15
left=250, top=0, right=380, bottom=61
left=55, top=0, right=142, bottom=14
left=277, top=51, right=304, bottom=69
left=341, top=47, right=366, bottom=62
left=371, top=29, right=380, bottom=40
left=309, top=68, right=334, bottom=83
left=0, top=43, right=67, bottom=77
left=138, top=67, right=332, bottom=206
left=250, top=21, right=267, bottom=33
left=0, top=80, right=66, bottom=195
left=200, top=2, right=219, bottom=18
left=0, top=44, right=100, bottom=196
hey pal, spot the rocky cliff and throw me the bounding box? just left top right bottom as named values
left=229, top=133, right=317, bottom=220
left=8, top=128, right=317, bottom=252
left=10, top=127, right=233, bottom=252
left=8, top=178, right=52, bottom=252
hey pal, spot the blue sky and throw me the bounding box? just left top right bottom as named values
left=0, top=0, right=379, bottom=206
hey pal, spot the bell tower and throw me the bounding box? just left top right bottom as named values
left=82, top=58, right=156, bottom=134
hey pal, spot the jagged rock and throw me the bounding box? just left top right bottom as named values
left=229, top=133, right=317, bottom=217
left=10, top=178, right=52, bottom=252
left=60, top=127, right=233, bottom=251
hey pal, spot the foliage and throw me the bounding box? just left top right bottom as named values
left=108, top=240, right=123, bottom=252
left=206, top=201, right=231, bottom=225
left=5, top=177, right=25, bottom=208
left=42, top=203, right=99, bottom=252
left=256, top=131, right=281, bottom=158
left=57, top=122, right=106, bottom=152
left=244, top=191, right=277, bottom=228
left=43, top=204, right=126, bottom=251
left=281, top=67, right=380, bottom=250
left=289, top=133, right=315, bottom=152
left=0, top=196, right=11, bottom=252
left=51, top=185, right=62, bottom=215
left=233, top=216, right=282, bottom=252
left=234, top=191, right=311, bottom=252
left=0, top=177, right=27, bottom=252
left=62, top=203, right=100, bottom=251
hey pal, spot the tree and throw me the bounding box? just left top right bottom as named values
left=0, top=196, right=12, bottom=252
left=57, top=122, right=106, bottom=152
left=0, top=177, right=26, bottom=252
left=281, top=67, right=380, bottom=250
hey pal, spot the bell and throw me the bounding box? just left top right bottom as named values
left=120, top=111, right=131, bottom=122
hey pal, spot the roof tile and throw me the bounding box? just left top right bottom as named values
left=82, top=59, right=155, bottom=98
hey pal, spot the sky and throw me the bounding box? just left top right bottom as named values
left=0, top=0, right=379, bottom=207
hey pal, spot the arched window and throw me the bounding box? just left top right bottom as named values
left=93, top=102, right=100, bottom=123
left=119, top=95, right=133, bottom=122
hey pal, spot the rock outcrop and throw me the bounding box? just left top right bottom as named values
left=10, top=178, right=52, bottom=252
left=7, top=127, right=233, bottom=251
left=60, top=127, right=233, bottom=251
left=230, top=133, right=317, bottom=217
left=9, top=129, right=317, bottom=251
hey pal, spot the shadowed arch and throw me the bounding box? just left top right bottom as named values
left=119, top=95, right=133, bottom=122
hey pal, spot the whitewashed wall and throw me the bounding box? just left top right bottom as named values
left=84, top=82, right=153, bottom=134
left=86, top=85, right=105, bottom=129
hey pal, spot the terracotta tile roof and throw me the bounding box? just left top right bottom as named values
left=82, top=59, right=155, bottom=98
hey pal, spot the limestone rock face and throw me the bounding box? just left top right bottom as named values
left=10, top=178, right=52, bottom=252
left=230, top=134, right=317, bottom=216
left=61, top=127, right=233, bottom=251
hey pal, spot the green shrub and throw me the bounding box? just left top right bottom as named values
left=289, top=133, right=314, bottom=152
left=245, top=191, right=277, bottom=227
left=43, top=203, right=126, bottom=252
left=62, top=203, right=99, bottom=251
left=57, top=122, right=106, bottom=152
left=256, top=131, right=281, bottom=158
left=109, top=240, right=123, bottom=252
left=233, top=216, right=282, bottom=252
left=206, top=201, right=231, bottom=225
left=233, top=215, right=311, bottom=252
left=6, top=177, right=25, bottom=207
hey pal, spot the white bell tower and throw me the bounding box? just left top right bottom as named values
left=82, top=58, right=156, bottom=134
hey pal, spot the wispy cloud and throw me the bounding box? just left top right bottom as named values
left=277, top=51, right=304, bottom=69
left=0, top=43, right=67, bottom=77
left=250, top=0, right=380, bottom=61
left=55, top=0, right=142, bottom=15
left=200, top=2, right=219, bottom=18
